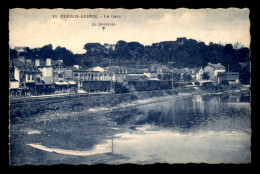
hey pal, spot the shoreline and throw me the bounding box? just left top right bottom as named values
left=10, top=87, right=250, bottom=122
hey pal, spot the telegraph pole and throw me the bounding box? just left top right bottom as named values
left=112, top=134, right=114, bottom=153
left=110, top=59, right=114, bottom=92
left=171, top=66, right=174, bottom=90
left=228, top=64, right=229, bottom=85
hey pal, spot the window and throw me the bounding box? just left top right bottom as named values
left=28, top=75, right=30, bottom=80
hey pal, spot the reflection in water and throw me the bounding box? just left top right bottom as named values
left=112, top=94, right=250, bottom=134
left=11, top=93, right=251, bottom=164
left=107, top=93, right=250, bottom=163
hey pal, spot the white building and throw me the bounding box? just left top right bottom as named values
left=203, top=63, right=226, bottom=83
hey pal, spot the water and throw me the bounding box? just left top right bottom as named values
left=9, top=93, right=251, bottom=165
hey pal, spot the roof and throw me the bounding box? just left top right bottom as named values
left=218, top=72, right=239, bottom=75
left=207, top=63, right=225, bottom=70
left=125, top=74, right=148, bottom=81
left=148, top=64, right=172, bottom=73
left=54, top=81, right=69, bottom=85
left=161, top=65, right=171, bottom=73
left=39, top=60, right=65, bottom=67
left=13, top=60, right=41, bottom=73
left=172, top=68, right=201, bottom=74
left=148, top=64, right=161, bottom=73
left=194, top=68, right=201, bottom=73
left=148, top=77, right=160, bottom=81
left=67, top=81, right=77, bottom=85
left=87, top=66, right=105, bottom=72
left=218, top=72, right=239, bottom=81
left=172, top=68, right=192, bottom=74
left=199, top=80, right=212, bottom=83
left=104, top=66, right=148, bottom=74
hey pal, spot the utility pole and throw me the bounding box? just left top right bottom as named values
left=112, top=134, right=114, bottom=153
left=228, top=64, right=229, bottom=85
left=171, top=66, right=174, bottom=90
left=110, top=59, right=114, bottom=92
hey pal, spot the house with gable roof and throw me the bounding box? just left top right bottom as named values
left=35, top=58, right=76, bottom=92
left=148, top=64, right=171, bottom=79
left=9, top=56, right=42, bottom=97
left=203, top=63, right=226, bottom=83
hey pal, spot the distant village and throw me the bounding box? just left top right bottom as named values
left=9, top=47, right=240, bottom=98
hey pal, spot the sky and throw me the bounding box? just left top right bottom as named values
left=9, top=8, right=250, bottom=54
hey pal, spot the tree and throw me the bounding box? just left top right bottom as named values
left=202, top=72, right=210, bottom=80
left=114, top=82, right=130, bottom=93
left=9, top=48, right=18, bottom=60
left=185, top=74, right=192, bottom=81
left=39, top=44, right=54, bottom=58
left=237, top=47, right=250, bottom=62
left=54, top=46, right=74, bottom=65
left=83, top=43, right=105, bottom=55
left=9, top=37, right=250, bottom=72
left=239, top=62, right=250, bottom=84
left=82, top=60, right=93, bottom=68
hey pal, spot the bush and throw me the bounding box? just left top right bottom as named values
left=194, top=81, right=200, bottom=85
left=220, top=80, right=229, bottom=86
left=202, top=72, right=210, bottom=80
left=114, top=82, right=130, bottom=93
left=68, top=87, right=78, bottom=94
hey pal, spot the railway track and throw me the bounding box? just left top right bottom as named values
left=9, top=93, right=91, bottom=108
left=9, top=88, right=187, bottom=109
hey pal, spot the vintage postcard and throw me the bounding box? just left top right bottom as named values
left=9, top=8, right=251, bottom=165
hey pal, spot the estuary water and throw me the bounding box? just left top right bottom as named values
left=10, top=92, right=251, bottom=165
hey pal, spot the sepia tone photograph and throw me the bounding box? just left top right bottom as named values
left=9, top=8, right=251, bottom=165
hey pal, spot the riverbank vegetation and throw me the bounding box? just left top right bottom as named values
left=10, top=87, right=195, bottom=124
left=9, top=37, right=250, bottom=85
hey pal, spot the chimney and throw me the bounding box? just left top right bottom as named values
left=26, top=59, right=32, bottom=64
left=18, top=56, right=25, bottom=63
left=46, top=58, right=51, bottom=66
left=208, top=62, right=211, bottom=65
left=35, top=59, right=40, bottom=66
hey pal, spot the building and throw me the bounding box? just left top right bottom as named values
left=148, top=64, right=171, bottom=79
left=14, top=47, right=26, bottom=53
left=35, top=58, right=76, bottom=93
left=196, top=67, right=204, bottom=81
left=73, top=66, right=112, bottom=89
left=148, top=64, right=163, bottom=78
left=172, top=67, right=200, bottom=82
left=203, top=63, right=226, bottom=83
left=82, top=81, right=112, bottom=93
left=125, top=74, right=149, bottom=81
left=9, top=57, right=77, bottom=97
left=36, top=58, right=54, bottom=84
left=11, top=57, right=42, bottom=86
left=126, top=78, right=173, bottom=91
left=53, top=59, right=67, bottom=82
left=104, top=66, right=149, bottom=83
left=9, top=57, right=42, bottom=97
left=217, top=72, right=240, bottom=85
